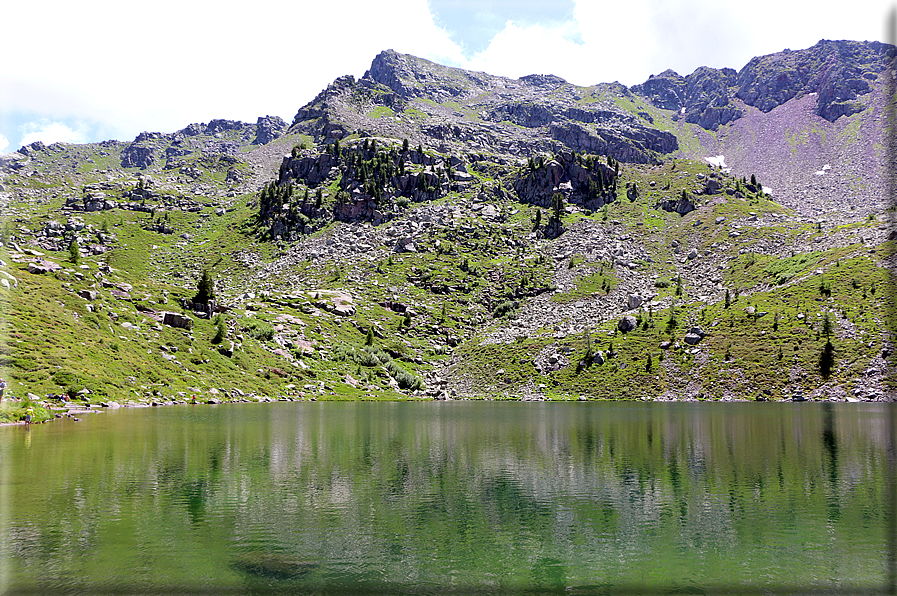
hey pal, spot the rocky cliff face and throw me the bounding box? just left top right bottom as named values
left=288, top=49, right=679, bottom=165
left=631, top=67, right=740, bottom=131
left=630, top=39, right=895, bottom=130
left=735, top=39, right=895, bottom=121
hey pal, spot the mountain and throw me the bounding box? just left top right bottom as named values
left=0, top=40, right=894, bottom=419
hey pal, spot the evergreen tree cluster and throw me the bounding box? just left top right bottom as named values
left=260, top=138, right=450, bottom=241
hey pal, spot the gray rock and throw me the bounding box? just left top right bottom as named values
left=121, top=144, right=156, bottom=169
left=684, top=327, right=705, bottom=345
left=683, top=333, right=703, bottom=345
left=656, top=196, right=695, bottom=215
left=162, top=311, right=194, bottom=330
left=254, top=115, right=287, bottom=145
left=617, top=315, right=637, bottom=333
left=27, top=260, right=62, bottom=274
left=627, top=294, right=643, bottom=310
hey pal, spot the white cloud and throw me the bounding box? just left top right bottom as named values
left=0, top=0, right=892, bottom=145
left=20, top=120, right=86, bottom=147
left=0, top=134, right=8, bottom=153
left=0, top=0, right=466, bottom=142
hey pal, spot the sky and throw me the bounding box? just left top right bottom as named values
left=1, top=0, right=893, bottom=154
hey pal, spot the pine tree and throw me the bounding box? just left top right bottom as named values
left=212, top=315, right=226, bottom=344
left=365, top=327, right=374, bottom=346
left=68, top=237, right=80, bottom=265
left=194, top=269, right=215, bottom=304
left=819, top=340, right=835, bottom=378
left=402, top=138, right=409, bottom=152
left=551, top=193, right=564, bottom=223
left=821, top=313, right=833, bottom=338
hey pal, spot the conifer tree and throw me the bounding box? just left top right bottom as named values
left=68, top=237, right=80, bottom=265
left=194, top=268, right=215, bottom=304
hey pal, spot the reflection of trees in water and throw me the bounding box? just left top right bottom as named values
left=4, top=403, right=892, bottom=589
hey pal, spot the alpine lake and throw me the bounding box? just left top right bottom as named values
left=1, top=401, right=894, bottom=595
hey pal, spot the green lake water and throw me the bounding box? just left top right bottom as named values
left=1, top=401, right=895, bottom=595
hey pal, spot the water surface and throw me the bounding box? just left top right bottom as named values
left=1, top=401, right=894, bottom=594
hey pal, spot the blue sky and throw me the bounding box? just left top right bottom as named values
left=1, top=0, right=893, bottom=153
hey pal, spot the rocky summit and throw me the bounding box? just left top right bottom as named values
left=0, top=39, right=894, bottom=410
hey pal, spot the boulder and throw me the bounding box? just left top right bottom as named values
left=683, top=326, right=706, bottom=345
left=626, top=294, right=643, bottom=310
left=27, top=260, right=62, bottom=274
left=162, top=311, right=194, bottom=330
left=617, top=315, right=637, bottom=333
left=656, top=196, right=695, bottom=215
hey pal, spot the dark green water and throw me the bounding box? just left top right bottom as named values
left=1, top=401, right=894, bottom=595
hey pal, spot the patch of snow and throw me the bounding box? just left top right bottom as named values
left=705, top=155, right=727, bottom=168
left=762, top=186, right=773, bottom=195
left=814, top=164, right=831, bottom=176
left=680, top=107, right=686, bottom=115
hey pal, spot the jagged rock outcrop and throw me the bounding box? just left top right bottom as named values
left=631, top=40, right=894, bottom=130
left=121, top=142, right=157, bottom=169
left=735, top=39, right=895, bottom=122
left=655, top=196, right=696, bottom=215
left=633, top=67, right=740, bottom=131
left=254, top=115, right=287, bottom=145
left=18, top=141, right=47, bottom=156
left=549, top=122, right=677, bottom=162
left=681, top=67, right=740, bottom=130
left=631, top=69, right=687, bottom=110
left=513, top=152, right=617, bottom=209
left=289, top=50, right=679, bottom=165
left=205, top=119, right=245, bottom=135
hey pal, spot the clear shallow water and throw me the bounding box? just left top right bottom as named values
left=1, top=401, right=894, bottom=595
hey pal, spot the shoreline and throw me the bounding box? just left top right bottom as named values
left=1, top=392, right=887, bottom=430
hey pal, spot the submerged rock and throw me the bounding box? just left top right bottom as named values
left=231, top=552, right=319, bottom=580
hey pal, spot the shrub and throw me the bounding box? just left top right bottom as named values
left=245, top=321, right=274, bottom=341
left=492, top=300, right=518, bottom=319
left=385, top=360, right=423, bottom=390
left=356, top=350, right=381, bottom=367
